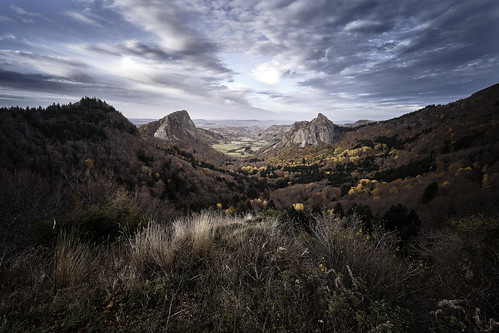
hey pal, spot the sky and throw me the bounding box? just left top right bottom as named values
left=0, top=0, right=498, bottom=121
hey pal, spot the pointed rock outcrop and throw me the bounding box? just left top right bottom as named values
left=154, top=110, right=198, bottom=142
left=288, top=113, right=334, bottom=147
left=282, top=113, right=335, bottom=148
left=148, top=110, right=225, bottom=164
left=263, top=113, right=335, bottom=153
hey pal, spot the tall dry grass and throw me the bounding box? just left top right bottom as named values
left=53, top=231, right=96, bottom=292
left=129, top=212, right=246, bottom=274
left=1, top=211, right=497, bottom=332
left=130, top=222, right=172, bottom=272
left=191, top=213, right=217, bottom=256
left=306, top=213, right=421, bottom=302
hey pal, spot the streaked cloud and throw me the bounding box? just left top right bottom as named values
left=64, top=10, right=103, bottom=28
left=10, top=4, right=39, bottom=17
left=0, top=15, right=14, bottom=22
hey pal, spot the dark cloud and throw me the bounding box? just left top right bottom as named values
left=89, top=40, right=172, bottom=61
left=0, top=50, right=88, bottom=69
left=109, top=0, right=232, bottom=76
left=0, top=69, right=108, bottom=96
left=0, top=70, right=67, bottom=92
left=259, top=0, right=499, bottom=107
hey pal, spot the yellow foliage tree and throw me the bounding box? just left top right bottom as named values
left=389, top=187, right=399, bottom=195
left=292, top=203, right=304, bottom=211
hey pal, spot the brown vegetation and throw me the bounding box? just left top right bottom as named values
left=1, top=211, right=497, bottom=332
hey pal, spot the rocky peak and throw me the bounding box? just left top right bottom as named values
left=315, top=113, right=328, bottom=121
left=263, top=113, right=335, bottom=153
left=154, top=110, right=198, bottom=142
left=286, top=113, right=335, bottom=148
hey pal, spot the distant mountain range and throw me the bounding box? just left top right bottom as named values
left=130, top=117, right=374, bottom=128
left=129, top=118, right=295, bottom=128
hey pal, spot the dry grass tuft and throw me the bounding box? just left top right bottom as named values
left=53, top=231, right=95, bottom=292
left=129, top=212, right=245, bottom=274
left=191, top=212, right=217, bottom=256
left=130, top=222, right=172, bottom=272
left=306, top=213, right=419, bottom=302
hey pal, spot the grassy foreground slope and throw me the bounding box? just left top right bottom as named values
left=1, top=207, right=497, bottom=332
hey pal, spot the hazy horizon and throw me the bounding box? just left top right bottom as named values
left=130, top=116, right=371, bottom=126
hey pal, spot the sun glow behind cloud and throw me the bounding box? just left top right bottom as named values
left=251, top=60, right=289, bottom=85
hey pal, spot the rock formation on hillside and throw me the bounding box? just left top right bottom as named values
left=148, top=110, right=225, bottom=165
left=154, top=110, right=198, bottom=142
left=279, top=113, right=335, bottom=148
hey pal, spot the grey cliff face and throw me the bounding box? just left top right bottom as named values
left=285, top=113, right=334, bottom=148
left=154, top=110, right=198, bottom=142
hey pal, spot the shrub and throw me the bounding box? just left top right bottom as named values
left=305, top=213, right=417, bottom=303
left=421, top=182, right=438, bottom=203
left=0, top=169, right=62, bottom=251
left=414, top=215, right=499, bottom=328
left=283, top=205, right=314, bottom=233
left=65, top=186, right=147, bottom=242
left=383, top=204, right=421, bottom=241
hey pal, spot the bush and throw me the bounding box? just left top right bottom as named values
left=383, top=204, right=421, bottom=241
left=60, top=173, right=150, bottom=241
left=414, top=215, right=499, bottom=330
left=305, top=214, right=416, bottom=302
left=0, top=169, right=62, bottom=251
left=421, top=182, right=438, bottom=203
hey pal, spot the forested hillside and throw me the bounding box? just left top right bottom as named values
left=0, top=97, right=251, bottom=206
left=237, top=84, right=499, bottom=228
left=0, top=97, right=261, bottom=252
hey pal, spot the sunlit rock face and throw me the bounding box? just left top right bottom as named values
left=285, top=113, right=335, bottom=148
left=154, top=110, right=198, bottom=142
